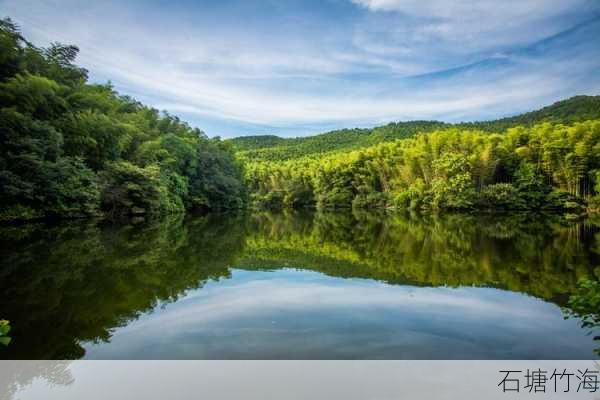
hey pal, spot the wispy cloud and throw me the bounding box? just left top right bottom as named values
left=0, top=0, right=599, bottom=137
left=83, top=269, right=593, bottom=359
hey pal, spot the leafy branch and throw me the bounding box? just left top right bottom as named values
left=0, top=320, right=11, bottom=346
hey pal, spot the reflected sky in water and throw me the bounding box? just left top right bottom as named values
left=84, top=269, right=596, bottom=359
left=1, top=211, right=599, bottom=359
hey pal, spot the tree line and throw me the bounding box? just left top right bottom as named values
left=231, top=121, right=450, bottom=162
left=0, top=19, right=245, bottom=222
left=2, top=17, right=600, bottom=220
left=245, top=121, right=600, bottom=213
left=230, top=96, right=600, bottom=163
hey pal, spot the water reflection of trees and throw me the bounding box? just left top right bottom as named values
left=0, top=214, right=246, bottom=359
left=0, top=211, right=598, bottom=359
left=241, top=211, right=600, bottom=301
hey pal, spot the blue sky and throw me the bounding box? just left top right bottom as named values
left=1, top=0, right=600, bottom=138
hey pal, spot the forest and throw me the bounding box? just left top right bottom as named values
left=229, top=96, right=600, bottom=162
left=2, top=18, right=600, bottom=221
left=0, top=19, right=246, bottom=222
left=243, top=111, right=600, bottom=213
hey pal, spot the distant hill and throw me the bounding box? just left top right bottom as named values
left=226, top=135, right=288, bottom=151
left=459, top=95, right=600, bottom=131
left=228, top=95, right=600, bottom=161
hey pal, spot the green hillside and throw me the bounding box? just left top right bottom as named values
left=0, top=19, right=245, bottom=222
left=484, top=95, right=600, bottom=127
left=229, top=96, right=600, bottom=162
left=226, top=134, right=288, bottom=151
left=230, top=122, right=449, bottom=161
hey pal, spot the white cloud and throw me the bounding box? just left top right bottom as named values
left=123, top=279, right=549, bottom=330
left=351, top=0, right=582, bottom=18
left=81, top=270, right=591, bottom=359
left=350, top=0, right=595, bottom=69
left=0, top=0, right=598, bottom=136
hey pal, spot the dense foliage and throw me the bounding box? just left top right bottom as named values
left=0, top=320, right=10, bottom=346
left=565, top=278, right=600, bottom=355
left=0, top=19, right=245, bottom=221
left=245, top=121, right=600, bottom=212
left=234, top=95, right=600, bottom=213
left=566, top=279, right=600, bottom=327
left=479, top=96, right=600, bottom=130
left=231, top=121, right=450, bottom=162
left=230, top=96, right=600, bottom=162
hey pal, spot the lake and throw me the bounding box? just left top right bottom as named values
left=0, top=210, right=598, bottom=359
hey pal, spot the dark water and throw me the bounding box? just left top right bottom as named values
left=0, top=211, right=599, bottom=359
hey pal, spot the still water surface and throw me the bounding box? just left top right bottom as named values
left=1, top=211, right=599, bottom=359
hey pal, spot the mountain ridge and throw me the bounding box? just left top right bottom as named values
left=228, top=95, right=600, bottom=161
